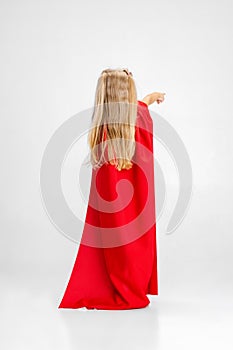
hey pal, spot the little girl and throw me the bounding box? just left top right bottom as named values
left=58, top=68, right=165, bottom=310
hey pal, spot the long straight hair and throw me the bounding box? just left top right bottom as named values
left=88, top=68, right=138, bottom=171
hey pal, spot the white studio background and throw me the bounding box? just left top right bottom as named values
left=1, top=0, right=233, bottom=349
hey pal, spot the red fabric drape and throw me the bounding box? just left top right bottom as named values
left=58, top=100, right=158, bottom=310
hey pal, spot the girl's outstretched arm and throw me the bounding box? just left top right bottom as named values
left=141, top=92, right=166, bottom=106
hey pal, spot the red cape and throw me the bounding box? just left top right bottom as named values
left=58, top=100, right=158, bottom=310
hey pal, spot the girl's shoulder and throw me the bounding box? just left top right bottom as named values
left=137, top=100, right=148, bottom=108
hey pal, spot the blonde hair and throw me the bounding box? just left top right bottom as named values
left=88, top=68, right=138, bottom=171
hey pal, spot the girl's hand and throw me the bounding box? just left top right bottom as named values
left=155, top=92, right=165, bottom=104
left=142, top=92, right=166, bottom=106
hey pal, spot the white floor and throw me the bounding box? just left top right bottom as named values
left=1, top=185, right=233, bottom=350
left=1, top=270, right=233, bottom=350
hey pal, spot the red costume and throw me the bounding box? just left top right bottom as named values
left=58, top=100, right=158, bottom=310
